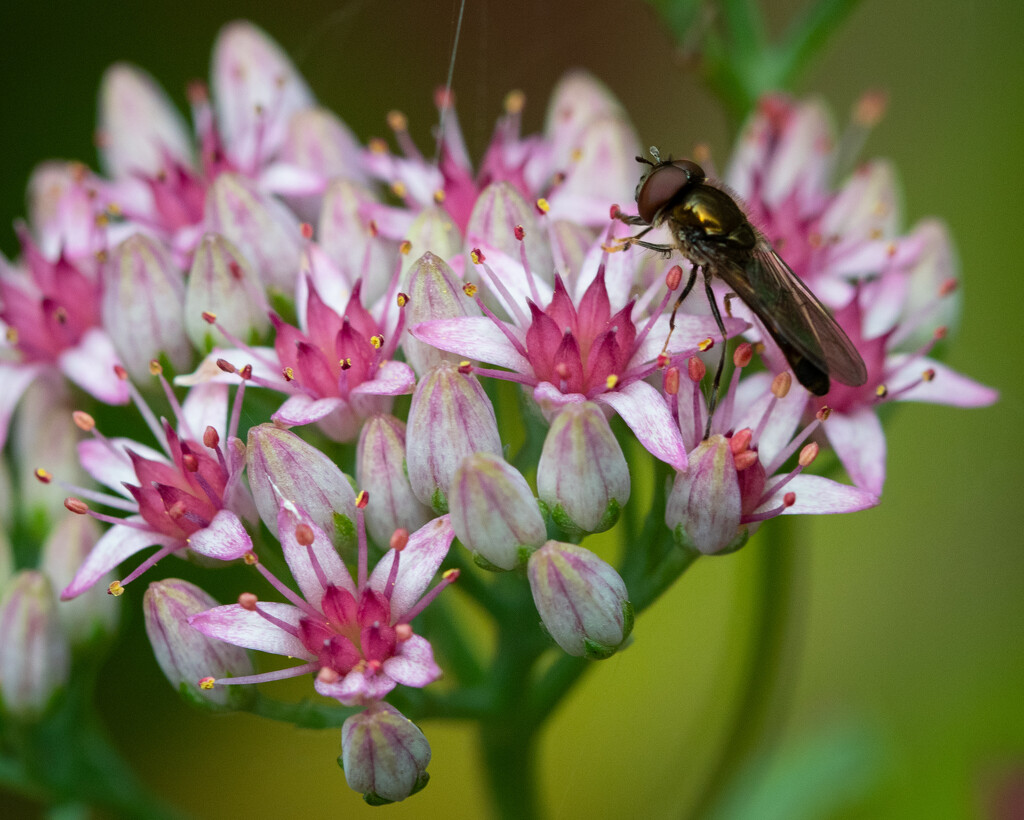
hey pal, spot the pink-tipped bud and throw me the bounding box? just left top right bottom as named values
left=341, top=703, right=431, bottom=804
left=406, top=363, right=503, bottom=514
left=144, top=579, right=254, bottom=711
left=666, top=435, right=746, bottom=555
left=537, top=402, right=630, bottom=535
left=103, top=233, right=190, bottom=381
left=185, top=232, right=268, bottom=351
left=449, top=453, right=546, bottom=571
left=527, top=542, right=633, bottom=659
left=247, top=424, right=357, bottom=545
left=0, top=571, right=70, bottom=720
left=355, top=415, right=432, bottom=549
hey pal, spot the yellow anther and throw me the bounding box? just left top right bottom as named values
left=108, top=580, right=125, bottom=597
left=433, top=189, right=446, bottom=204
left=463, top=283, right=478, bottom=297
left=535, top=198, right=550, bottom=214
left=605, top=374, right=619, bottom=390
left=391, top=181, right=407, bottom=198
left=399, top=240, right=412, bottom=255
left=370, top=334, right=384, bottom=349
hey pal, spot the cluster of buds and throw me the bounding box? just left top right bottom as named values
left=0, top=19, right=995, bottom=805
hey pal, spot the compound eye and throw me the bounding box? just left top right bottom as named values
left=635, top=163, right=691, bottom=223
left=671, top=159, right=705, bottom=183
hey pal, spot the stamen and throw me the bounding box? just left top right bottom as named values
left=356, top=492, right=369, bottom=591
left=401, top=568, right=459, bottom=623
left=114, top=542, right=182, bottom=590
left=473, top=258, right=531, bottom=328
left=205, top=662, right=320, bottom=687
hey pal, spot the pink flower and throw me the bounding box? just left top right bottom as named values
left=666, top=350, right=878, bottom=553
left=60, top=379, right=254, bottom=599
left=364, top=71, right=640, bottom=234
left=96, top=21, right=362, bottom=271
left=0, top=168, right=131, bottom=449
left=189, top=493, right=457, bottom=707
left=177, top=269, right=415, bottom=443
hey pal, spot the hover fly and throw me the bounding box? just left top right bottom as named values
left=616, top=149, right=867, bottom=429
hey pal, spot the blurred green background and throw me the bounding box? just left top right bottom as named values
left=0, top=1, right=1020, bottom=817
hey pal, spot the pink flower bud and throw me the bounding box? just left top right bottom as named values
left=317, top=180, right=397, bottom=306
left=203, top=173, right=304, bottom=292
left=97, top=63, right=193, bottom=180
left=40, top=515, right=119, bottom=647
left=527, top=541, right=633, bottom=659
left=185, top=232, right=268, bottom=351
left=403, top=253, right=480, bottom=376
left=537, top=402, right=630, bottom=534
left=0, top=571, right=70, bottom=719
left=246, top=424, right=358, bottom=546
left=356, top=414, right=433, bottom=549
left=143, top=579, right=254, bottom=711
left=14, top=377, right=88, bottom=522
left=406, top=362, right=502, bottom=513
left=103, top=233, right=191, bottom=381
left=449, top=453, right=546, bottom=570
left=465, top=182, right=553, bottom=277
left=341, top=702, right=431, bottom=804
left=665, top=435, right=746, bottom=555
left=401, top=208, right=462, bottom=283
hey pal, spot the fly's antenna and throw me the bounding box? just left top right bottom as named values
left=635, top=155, right=655, bottom=167
left=433, top=0, right=467, bottom=167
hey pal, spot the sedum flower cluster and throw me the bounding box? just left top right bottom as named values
left=0, top=20, right=994, bottom=806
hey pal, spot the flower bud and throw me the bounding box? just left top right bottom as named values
left=356, top=414, right=433, bottom=548
left=401, top=207, right=462, bottom=282
left=40, top=515, right=119, bottom=647
left=449, top=453, right=546, bottom=570
left=465, top=182, right=552, bottom=277
left=318, top=180, right=397, bottom=306
left=0, top=571, right=70, bottom=719
left=246, top=424, right=358, bottom=547
left=537, top=402, right=630, bottom=535
left=281, top=107, right=366, bottom=185
left=665, top=435, right=746, bottom=555
left=406, top=362, right=502, bottom=514
left=185, top=232, right=268, bottom=351
left=203, top=173, right=304, bottom=292
left=143, top=579, right=254, bottom=711
left=103, top=233, right=191, bottom=381
left=211, top=20, right=314, bottom=170
left=98, top=62, right=192, bottom=180
left=403, top=253, right=480, bottom=377
left=527, top=542, right=633, bottom=659
left=341, top=703, right=431, bottom=804
left=14, top=376, right=87, bottom=523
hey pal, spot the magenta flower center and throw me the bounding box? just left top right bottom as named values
left=0, top=245, right=101, bottom=362
left=272, top=280, right=386, bottom=400
left=124, top=423, right=230, bottom=540
left=299, top=586, right=397, bottom=676
left=524, top=269, right=637, bottom=395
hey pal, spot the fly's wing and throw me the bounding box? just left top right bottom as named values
left=714, top=242, right=868, bottom=388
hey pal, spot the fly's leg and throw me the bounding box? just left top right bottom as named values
left=614, top=212, right=649, bottom=227
left=702, top=269, right=729, bottom=439
left=659, top=264, right=699, bottom=357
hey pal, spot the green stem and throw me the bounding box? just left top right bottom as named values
left=687, top=516, right=797, bottom=818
